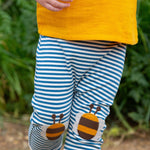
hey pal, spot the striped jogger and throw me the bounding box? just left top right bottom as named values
left=28, top=35, right=126, bottom=150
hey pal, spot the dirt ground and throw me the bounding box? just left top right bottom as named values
left=0, top=121, right=150, bottom=150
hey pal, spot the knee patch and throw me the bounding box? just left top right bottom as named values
left=72, top=104, right=109, bottom=143
left=41, top=113, right=68, bottom=140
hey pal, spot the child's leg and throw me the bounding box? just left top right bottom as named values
left=28, top=35, right=75, bottom=150
left=63, top=40, right=126, bottom=149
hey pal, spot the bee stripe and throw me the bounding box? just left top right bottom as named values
left=78, top=130, right=94, bottom=140
left=82, top=113, right=99, bottom=122
left=46, top=126, right=65, bottom=133
left=48, top=123, right=64, bottom=129
left=79, top=117, right=99, bottom=130
left=46, top=131, right=64, bottom=137
left=78, top=124, right=97, bottom=135
left=47, top=135, right=61, bottom=140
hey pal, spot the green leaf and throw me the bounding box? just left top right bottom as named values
left=128, top=112, right=143, bottom=123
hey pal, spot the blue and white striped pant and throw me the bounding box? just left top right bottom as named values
left=28, top=35, right=126, bottom=150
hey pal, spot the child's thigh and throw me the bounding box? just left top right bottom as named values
left=30, top=35, right=74, bottom=125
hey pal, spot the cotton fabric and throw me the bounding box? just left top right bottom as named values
left=37, top=0, right=138, bottom=45
left=28, top=35, right=126, bottom=150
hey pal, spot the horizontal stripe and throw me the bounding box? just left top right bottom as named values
left=46, top=131, right=64, bottom=137
left=78, top=130, right=94, bottom=140
left=46, top=126, right=65, bottom=134
left=77, top=124, right=97, bottom=135
left=47, top=135, right=61, bottom=140
left=79, top=117, right=99, bottom=130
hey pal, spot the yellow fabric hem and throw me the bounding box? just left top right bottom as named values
left=38, top=29, right=138, bottom=45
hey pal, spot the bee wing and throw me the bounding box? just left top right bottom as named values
left=63, top=121, right=69, bottom=130
left=41, top=125, right=50, bottom=140
left=92, top=118, right=105, bottom=141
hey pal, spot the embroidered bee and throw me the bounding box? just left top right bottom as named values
left=73, top=104, right=105, bottom=141
left=41, top=114, right=66, bottom=140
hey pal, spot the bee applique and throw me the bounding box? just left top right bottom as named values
left=73, top=104, right=105, bottom=141
left=41, top=114, right=67, bottom=140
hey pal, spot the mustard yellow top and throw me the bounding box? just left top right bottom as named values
left=37, top=0, right=138, bottom=45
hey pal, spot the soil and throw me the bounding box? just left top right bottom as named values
left=0, top=121, right=150, bottom=150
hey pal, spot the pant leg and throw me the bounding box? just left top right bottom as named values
left=28, top=35, right=75, bottom=150
left=63, top=40, right=126, bottom=149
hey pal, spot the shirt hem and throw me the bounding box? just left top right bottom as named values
left=38, top=30, right=138, bottom=45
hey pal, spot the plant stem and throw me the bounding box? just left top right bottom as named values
left=113, top=101, right=134, bottom=132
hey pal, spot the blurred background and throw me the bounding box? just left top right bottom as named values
left=0, top=0, right=150, bottom=150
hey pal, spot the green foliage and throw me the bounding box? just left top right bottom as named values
left=107, top=126, right=124, bottom=137
left=0, top=0, right=149, bottom=129
left=114, top=0, right=150, bottom=129
left=0, top=0, right=38, bottom=117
